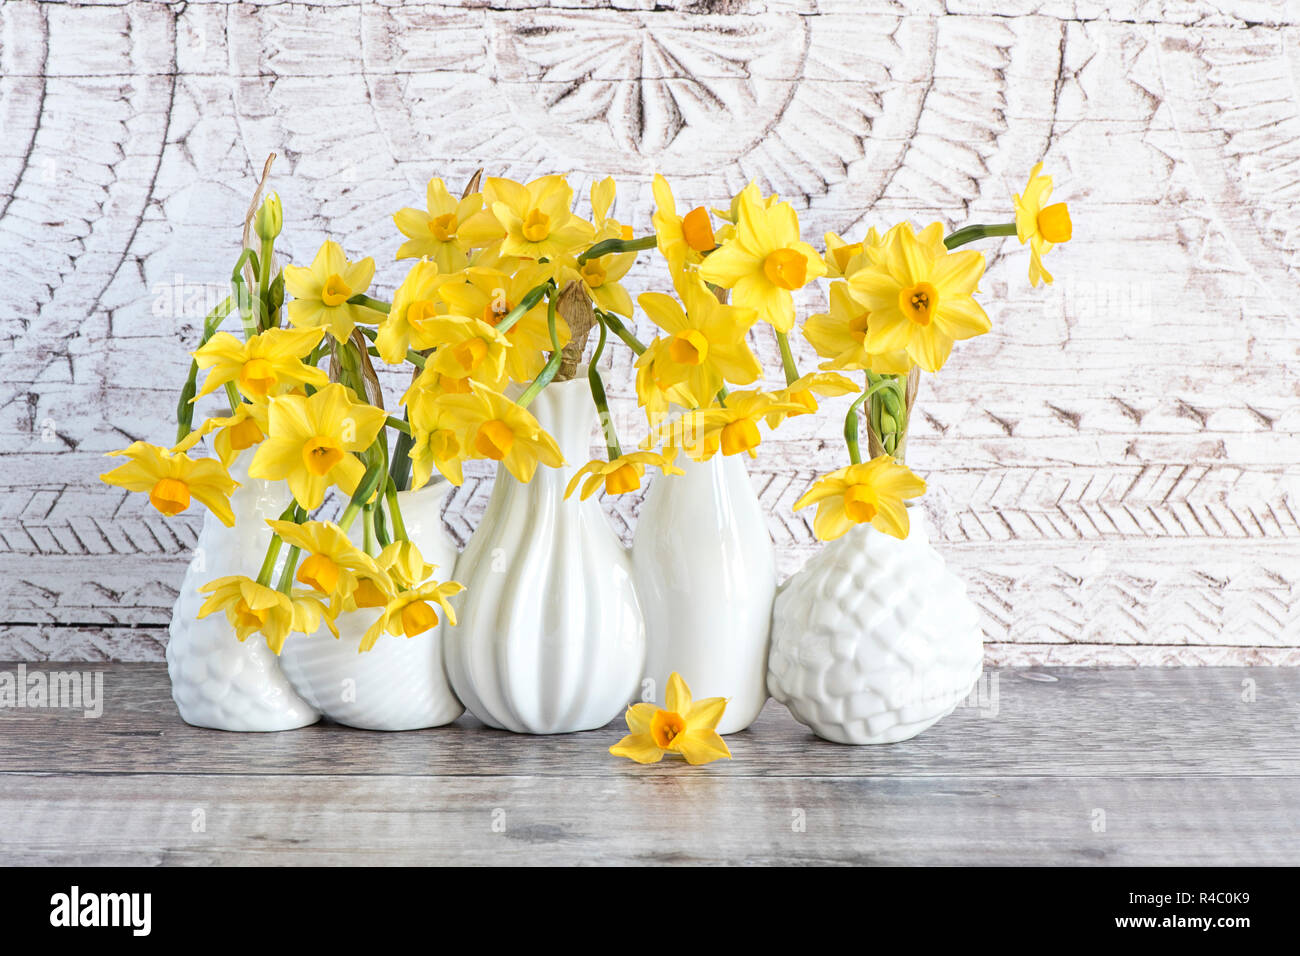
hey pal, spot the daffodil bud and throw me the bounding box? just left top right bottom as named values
left=255, top=193, right=283, bottom=241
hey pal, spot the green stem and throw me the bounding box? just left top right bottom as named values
left=495, top=281, right=552, bottom=335
left=389, top=413, right=415, bottom=492
left=362, top=505, right=376, bottom=556
left=347, top=294, right=391, bottom=313
left=516, top=291, right=563, bottom=408
left=587, top=321, right=621, bottom=460
left=337, top=459, right=386, bottom=532
left=257, top=237, right=275, bottom=332
left=578, top=235, right=657, bottom=265
left=223, top=382, right=241, bottom=416
left=597, top=309, right=646, bottom=355
left=944, top=222, right=1018, bottom=250
left=384, top=478, right=408, bottom=540
left=385, top=415, right=411, bottom=435
left=776, top=330, right=799, bottom=385
left=275, top=546, right=301, bottom=595
left=845, top=377, right=899, bottom=465
left=254, top=503, right=298, bottom=587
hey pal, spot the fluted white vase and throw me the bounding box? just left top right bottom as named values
left=279, top=481, right=463, bottom=731
left=446, top=374, right=645, bottom=734
left=166, top=455, right=320, bottom=732
left=767, top=508, right=983, bottom=744
left=631, top=453, right=775, bottom=734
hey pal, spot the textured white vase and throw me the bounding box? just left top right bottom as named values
left=767, top=508, right=983, bottom=744
left=166, top=456, right=321, bottom=732
left=631, top=453, right=775, bottom=734
left=446, top=375, right=646, bottom=734
left=279, top=481, right=464, bottom=731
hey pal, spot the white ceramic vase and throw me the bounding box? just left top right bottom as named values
left=446, top=374, right=645, bottom=734
left=631, top=453, right=775, bottom=734
left=278, top=481, right=464, bottom=731
left=767, top=508, right=983, bottom=744
left=166, top=456, right=320, bottom=732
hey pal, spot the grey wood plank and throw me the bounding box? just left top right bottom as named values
left=0, top=664, right=1297, bottom=781
left=2, top=772, right=1296, bottom=866
left=2, top=665, right=1297, bottom=864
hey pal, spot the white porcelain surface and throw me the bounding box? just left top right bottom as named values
left=279, top=481, right=464, bottom=731
left=767, top=508, right=983, bottom=744
left=632, top=453, right=775, bottom=734
left=447, top=374, right=646, bottom=734
left=166, top=456, right=321, bottom=732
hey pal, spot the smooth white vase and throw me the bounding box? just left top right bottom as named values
left=631, top=453, right=775, bottom=734
left=767, top=508, right=983, bottom=744
left=279, top=481, right=464, bottom=731
left=166, top=456, right=321, bottom=732
left=446, top=374, right=646, bottom=734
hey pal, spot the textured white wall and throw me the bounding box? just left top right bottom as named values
left=1, top=0, right=1298, bottom=664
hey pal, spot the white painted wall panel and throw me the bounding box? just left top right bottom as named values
left=1, top=0, right=1297, bottom=664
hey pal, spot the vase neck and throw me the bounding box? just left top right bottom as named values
left=524, top=375, right=596, bottom=465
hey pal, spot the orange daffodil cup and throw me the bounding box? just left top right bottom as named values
left=99, top=159, right=1071, bottom=755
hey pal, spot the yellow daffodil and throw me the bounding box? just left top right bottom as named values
left=651, top=174, right=716, bottom=270
left=284, top=240, right=385, bottom=341
left=1014, top=162, right=1073, bottom=286
left=848, top=222, right=990, bottom=373
left=590, top=175, right=633, bottom=243
left=101, top=442, right=238, bottom=526
left=564, top=449, right=684, bottom=500
left=192, top=327, right=327, bottom=402
left=433, top=383, right=564, bottom=483
left=406, top=391, right=475, bottom=487
left=823, top=228, right=878, bottom=278
left=420, top=315, right=513, bottom=391
left=697, top=183, right=827, bottom=332
left=359, top=580, right=464, bottom=653
left=765, top=371, right=859, bottom=427
left=248, top=383, right=387, bottom=510
left=633, top=337, right=694, bottom=427
left=266, top=519, right=389, bottom=612
left=375, top=539, right=436, bottom=589
left=653, top=390, right=803, bottom=461
left=393, top=177, right=484, bottom=272
left=173, top=401, right=270, bottom=467
left=375, top=260, right=449, bottom=364
left=439, top=266, right=569, bottom=383
left=576, top=251, right=635, bottom=317
left=609, top=672, right=731, bottom=766
left=197, top=575, right=335, bottom=654
left=802, top=281, right=913, bottom=375
left=637, top=270, right=762, bottom=408
left=793, top=456, right=927, bottom=541
left=466, top=175, right=595, bottom=266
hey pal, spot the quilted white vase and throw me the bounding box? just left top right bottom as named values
left=767, top=508, right=983, bottom=744
left=278, top=481, right=463, bottom=731
left=446, top=374, right=645, bottom=734
left=632, top=453, right=775, bottom=734
left=166, top=455, right=320, bottom=732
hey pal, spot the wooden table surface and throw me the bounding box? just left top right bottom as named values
left=2, top=664, right=1296, bottom=866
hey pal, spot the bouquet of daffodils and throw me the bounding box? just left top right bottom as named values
left=100, top=159, right=1070, bottom=658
